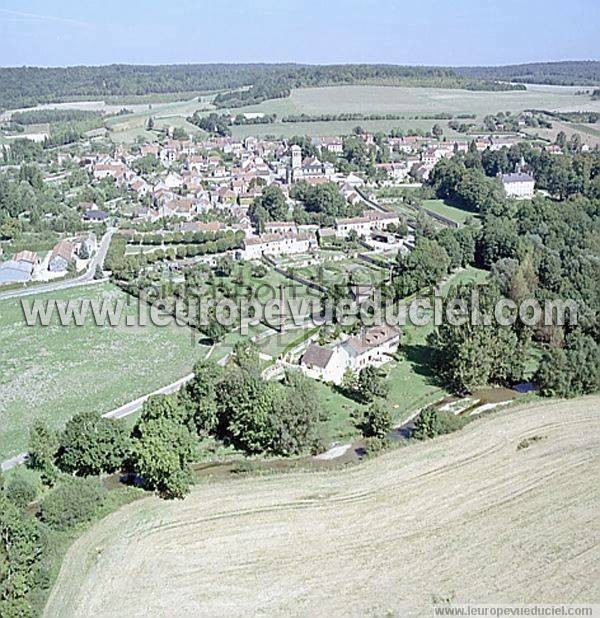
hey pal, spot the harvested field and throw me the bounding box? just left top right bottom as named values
left=45, top=396, right=600, bottom=617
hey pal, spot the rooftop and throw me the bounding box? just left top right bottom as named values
left=301, top=344, right=334, bottom=369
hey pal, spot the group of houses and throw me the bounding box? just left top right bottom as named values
left=0, top=234, right=97, bottom=285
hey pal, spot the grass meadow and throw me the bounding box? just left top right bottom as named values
left=0, top=282, right=207, bottom=460
left=420, top=198, right=478, bottom=224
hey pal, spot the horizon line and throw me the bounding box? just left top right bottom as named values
left=1, top=59, right=599, bottom=70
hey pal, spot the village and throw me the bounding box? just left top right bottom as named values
left=0, top=116, right=557, bottom=393
left=0, top=122, right=542, bottom=286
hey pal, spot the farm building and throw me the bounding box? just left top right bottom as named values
left=82, top=209, right=109, bottom=222
left=0, top=249, right=39, bottom=284
left=0, top=259, right=34, bottom=284
left=300, top=325, right=400, bottom=384
left=48, top=240, right=75, bottom=272
left=300, top=343, right=348, bottom=385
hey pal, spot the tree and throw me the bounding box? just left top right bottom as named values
left=56, top=411, right=130, bottom=476
left=0, top=493, right=43, bottom=614
left=357, top=366, right=389, bottom=403
left=536, top=333, right=600, bottom=397
left=342, top=136, right=369, bottom=167
left=436, top=228, right=463, bottom=269
left=27, top=420, right=59, bottom=486
left=203, top=312, right=228, bottom=344
left=180, top=360, right=222, bottom=434
left=341, top=367, right=358, bottom=393
left=130, top=415, right=196, bottom=499
left=428, top=283, right=527, bottom=393
left=536, top=348, right=571, bottom=397
left=393, top=238, right=451, bottom=298
left=232, top=340, right=260, bottom=372
left=129, top=395, right=197, bottom=499
left=249, top=185, right=288, bottom=222
left=138, top=393, right=188, bottom=424
left=355, top=402, right=392, bottom=439
left=217, top=368, right=278, bottom=454
left=172, top=127, right=188, bottom=140
left=432, top=123, right=443, bottom=139
left=214, top=254, right=234, bottom=277
left=132, top=154, right=162, bottom=175
left=269, top=371, right=326, bottom=455
left=411, top=406, right=468, bottom=440
left=146, top=116, right=154, bottom=131
left=411, top=406, right=441, bottom=439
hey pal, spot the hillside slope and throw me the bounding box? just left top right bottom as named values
left=45, top=396, right=600, bottom=617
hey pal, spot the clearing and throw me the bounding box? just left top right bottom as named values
left=45, top=395, right=600, bottom=617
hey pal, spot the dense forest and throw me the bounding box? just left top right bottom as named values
left=412, top=145, right=600, bottom=397
left=455, top=60, right=600, bottom=86
left=10, top=109, right=103, bottom=125
left=0, top=63, right=526, bottom=112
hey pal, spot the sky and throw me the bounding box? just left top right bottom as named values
left=0, top=0, right=598, bottom=68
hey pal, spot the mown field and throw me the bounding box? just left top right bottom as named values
left=0, top=283, right=207, bottom=460
left=45, top=395, right=600, bottom=617
left=249, top=84, right=600, bottom=116
left=228, top=84, right=600, bottom=138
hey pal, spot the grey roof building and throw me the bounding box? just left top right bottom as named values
left=0, top=259, right=33, bottom=284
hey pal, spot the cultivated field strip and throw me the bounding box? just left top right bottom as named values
left=45, top=396, right=600, bottom=617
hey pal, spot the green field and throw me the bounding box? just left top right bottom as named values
left=421, top=198, right=478, bottom=224
left=90, top=83, right=600, bottom=141
left=0, top=283, right=208, bottom=460
left=243, top=84, right=600, bottom=116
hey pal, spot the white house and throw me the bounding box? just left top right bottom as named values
left=48, top=240, right=75, bottom=272
left=264, top=221, right=298, bottom=235
left=300, top=325, right=400, bottom=384
left=501, top=172, right=535, bottom=198
left=335, top=211, right=400, bottom=239
left=300, top=343, right=348, bottom=384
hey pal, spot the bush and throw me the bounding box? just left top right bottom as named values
left=363, top=436, right=390, bottom=456
left=411, top=406, right=469, bottom=440
left=39, top=477, right=107, bottom=530
left=5, top=475, right=38, bottom=509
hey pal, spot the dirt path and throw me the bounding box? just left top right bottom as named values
left=45, top=395, right=600, bottom=617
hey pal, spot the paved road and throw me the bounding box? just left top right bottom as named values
left=0, top=228, right=114, bottom=301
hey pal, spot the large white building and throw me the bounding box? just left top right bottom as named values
left=501, top=172, right=535, bottom=198
left=335, top=210, right=400, bottom=239
left=300, top=325, right=400, bottom=384
left=240, top=232, right=317, bottom=260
